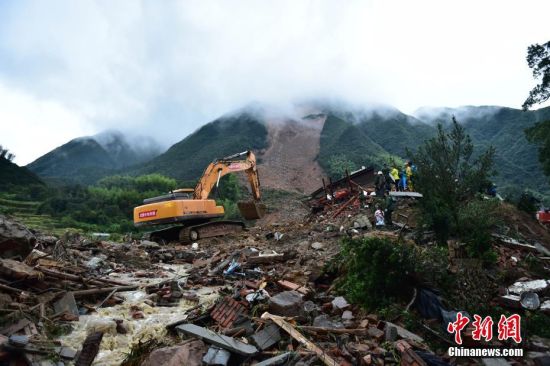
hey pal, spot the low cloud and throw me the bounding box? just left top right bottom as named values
left=1, top=0, right=549, bottom=164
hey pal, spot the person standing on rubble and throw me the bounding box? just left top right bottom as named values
left=384, top=194, right=395, bottom=225
left=375, top=204, right=385, bottom=227
left=382, top=163, right=391, bottom=193
left=375, top=171, right=386, bottom=196
left=390, top=165, right=399, bottom=191
left=399, top=168, right=407, bottom=191
left=406, top=161, right=414, bottom=191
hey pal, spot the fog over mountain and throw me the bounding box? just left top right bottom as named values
left=1, top=0, right=550, bottom=164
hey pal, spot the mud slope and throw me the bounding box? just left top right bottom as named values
left=258, top=114, right=326, bottom=194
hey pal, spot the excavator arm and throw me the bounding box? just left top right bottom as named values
left=193, top=150, right=265, bottom=219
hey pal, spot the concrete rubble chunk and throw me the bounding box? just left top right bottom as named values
left=481, top=358, right=512, bottom=366
left=255, top=352, right=293, bottom=366
left=268, top=291, right=303, bottom=317
left=508, top=279, right=549, bottom=295
left=141, top=340, right=207, bottom=366
left=385, top=324, right=398, bottom=341
left=520, top=291, right=540, bottom=310
left=341, top=310, right=354, bottom=320
left=331, top=296, right=349, bottom=310
left=203, top=346, right=231, bottom=366
left=176, top=324, right=258, bottom=356
left=353, top=215, right=372, bottom=229
left=251, top=323, right=281, bottom=350
left=541, top=300, right=550, bottom=313
left=0, top=215, right=35, bottom=259
left=310, top=242, right=324, bottom=250
left=312, top=314, right=344, bottom=329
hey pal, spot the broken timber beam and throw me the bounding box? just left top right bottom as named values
left=72, top=285, right=138, bottom=297
left=297, top=326, right=367, bottom=336
left=37, top=267, right=131, bottom=287
left=261, top=312, right=338, bottom=366
left=331, top=194, right=359, bottom=219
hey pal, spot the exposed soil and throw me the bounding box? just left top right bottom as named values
left=257, top=115, right=326, bottom=194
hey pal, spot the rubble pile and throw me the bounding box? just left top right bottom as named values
left=0, top=184, right=549, bottom=366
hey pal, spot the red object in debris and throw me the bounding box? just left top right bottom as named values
left=537, top=210, right=550, bottom=225
left=210, top=296, right=247, bottom=328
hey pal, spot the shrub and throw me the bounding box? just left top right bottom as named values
left=456, top=199, right=499, bottom=262
left=339, top=237, right=416, bottom=310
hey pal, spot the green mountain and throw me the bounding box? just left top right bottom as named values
left=131, top=110, right=269, bottom=182
left=27, top=131, right=162, bottom=184
left=414, top=105, right=550, bottom=197
left=0, top=156, right=43, bottom=189
left=318, top=113, right=388, bottom=173
left=23, top=102, right=550, bottom=200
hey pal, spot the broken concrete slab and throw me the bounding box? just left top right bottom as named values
left=389, top=191, right=423, bottom=198
left=499, top=294, right=522, bottom=309
left=541, top=300, right=550, bottom=313
left=385, top=321, right=425, bottom=343
left=251, top=323, right=281, bottom=350
left=202, top=346, right=231, bottom=366
left=0, top=258, right=40, bottom=279
left=255, top=352, right=293, bottom=366
left=508, top=279, right=549, bottom=295
left=53, top=292, right=79, bottom=318
left=268, top=291, right=303, bottom=317
left=176, top=324, right=258, bottom=356
left=142, top=340, right=207, bottom=366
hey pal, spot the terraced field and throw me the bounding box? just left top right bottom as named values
left=0, top=194, right=77, bottom=235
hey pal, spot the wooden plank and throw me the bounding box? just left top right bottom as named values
left=261, top=312, right=338, bottom=366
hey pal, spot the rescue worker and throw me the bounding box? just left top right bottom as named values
left=406, top=162, right=414, bottom=191
left=375, top=171, right=386, bottom=196
left=399, top=168, right=407, bottom=191
left=384, top=193, right=396, bottom=225
left=390, top=165, right=399, bottom=191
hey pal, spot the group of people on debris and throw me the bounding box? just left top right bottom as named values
left=371, top=161, right=416, bottom=227
left=374, top=161, right=416, bottom=196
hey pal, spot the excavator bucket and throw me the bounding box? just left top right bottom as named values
left=237, top=201, right=266, bottom=220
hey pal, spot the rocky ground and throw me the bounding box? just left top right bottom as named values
left=0, top=193, right=549, bottom=366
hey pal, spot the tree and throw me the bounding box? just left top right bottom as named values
left=409, top=117, right=495, bottom=244
left=525, top=120, right=550, bottom=176
left=523, top=40, right=550, bottom=180
left=522, top=41, right=550, bottom=111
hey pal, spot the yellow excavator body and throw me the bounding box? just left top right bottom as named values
left=133, top=150, right=265, bottom=243
left=133, top=199, right=224, bottom=227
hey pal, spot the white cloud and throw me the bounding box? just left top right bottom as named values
left=0, top=0, right=549, bottom=164
left=0, top=81, right=92, bottom=164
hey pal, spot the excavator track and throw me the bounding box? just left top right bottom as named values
left=147, top=221, right=245, bottom=244
left=179, top=221, right=245, bottom=242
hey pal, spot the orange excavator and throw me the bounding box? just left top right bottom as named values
left=133, top=150, right=265, bottom=243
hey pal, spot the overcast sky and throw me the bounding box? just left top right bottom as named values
left=1, top=0, right=549, bottom=165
